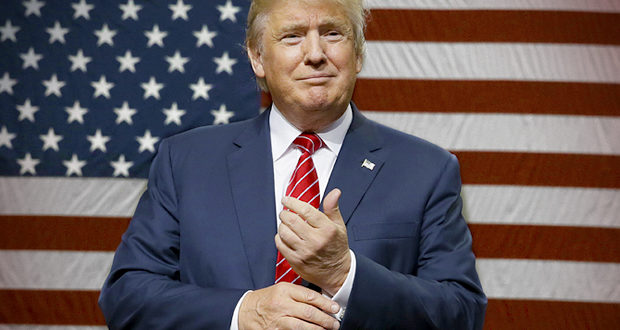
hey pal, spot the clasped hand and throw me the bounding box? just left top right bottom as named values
left=238, top=189, right=350, bottom=329
left=277, top=188, right=351, bottom=295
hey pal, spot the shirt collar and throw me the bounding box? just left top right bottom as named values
left=270, top=103, right=353, bottom=162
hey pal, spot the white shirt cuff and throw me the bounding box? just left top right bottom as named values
left=323, top=249, right=356, bottom=321
left=230, top=290, right=252, bottom=330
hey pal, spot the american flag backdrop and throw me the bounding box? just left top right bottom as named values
left=1, top=0, right=619, bottom=328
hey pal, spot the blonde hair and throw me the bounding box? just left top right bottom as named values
left=245, top=0, right=369, bottom=91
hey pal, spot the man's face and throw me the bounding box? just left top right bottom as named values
left=249, top=0, right=362, bottom=130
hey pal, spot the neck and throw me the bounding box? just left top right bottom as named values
left=273, top=101, right=348, bottom=132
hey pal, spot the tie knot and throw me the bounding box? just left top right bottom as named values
left=293, top=133, right=323, bottom=155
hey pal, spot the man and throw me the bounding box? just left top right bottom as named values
left=99, top=0, right=487, bottom=328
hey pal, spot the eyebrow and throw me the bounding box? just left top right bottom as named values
left=277, top=17, right=350, bottom=33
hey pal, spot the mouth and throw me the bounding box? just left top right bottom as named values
left=298, top=74, right=335, bottom=84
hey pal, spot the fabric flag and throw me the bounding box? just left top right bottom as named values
left=1, top=0, right=620, bottom=328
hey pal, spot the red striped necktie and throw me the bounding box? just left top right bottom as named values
left=275, top=133, right=324, bottom=284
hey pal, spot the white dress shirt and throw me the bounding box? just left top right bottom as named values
left=230, top=105, right=357, bottom=328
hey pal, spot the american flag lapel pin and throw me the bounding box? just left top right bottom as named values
left=361, top=159, right=375, bottom=171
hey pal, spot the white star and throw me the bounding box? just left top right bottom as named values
left=213, top=51, right=237, bottom=75
left=0, top=126, right=17, bottom=149
left=68, top=49, right=91, bottom=72
left=40, top=127, right=63, bottom=151
left=136, top=130, right=159, bottom=153
left=72, top=0, right=94, bottom=20
left=0, top=20, right=20, bottom=42
left=114, top=101, right=137, bottom=125
left=42, top=74, right=66, bottom=97
left=163, top=102, right=186, bottom=125
left=145, top=24, right=167, bottom=47
left=17, top=153, right=40, bottom=175
left=110, top=154, right=133, bottom=177
left=63, top=153, right=86, bottom=176
left=217, top=0, right=241, bottom=22
left=86, top=129, right=110, bottom=152
left=23, top=0, right=45, bottom=17
left=17, top=98, right=39, bottom=122
left=119, top=0, right=142, bottom=20
left=94, top=24, right=117, bottom=47
left=165, top=50, right=189, bottom=73
left=91, top=75, right=114, bottom=99
left=116, top=50, right=140, bottom=73
left=0, top=72, right=18, bottom=95
left=193, top=24, right=217, bottom=48
left=20, top=47, right=43, bottom=70
left=46, top=21, right=69, bottom=44
left=65, top=100, right=88, bottom=124
left=141, top=76, right=164, bottom=100
left=169, top=0, right=192, bottom=21
left=189, top=77, right=213, bottom=100
left=211, top=104, right=234, bottom=125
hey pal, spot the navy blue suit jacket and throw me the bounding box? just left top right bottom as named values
left=99, top=105, right=486, bottom=329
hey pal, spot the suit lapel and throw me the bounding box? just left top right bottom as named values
left=323, top=105, right=384, bottom=225
left=227, top=110, right=278, bottom=289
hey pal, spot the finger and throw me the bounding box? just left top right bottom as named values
left=290, top=285, right=341, bottom=315
left=282, top=196, right=325, bottom=228
left=286, top=304, right=341, bottom=330
left=277, top=221, right=303, bottom=249
left=279, top=209, right=313, bottom=240
left=322, top=188, right=344, bottom=225
left=279, top=316, right=334, bottom=330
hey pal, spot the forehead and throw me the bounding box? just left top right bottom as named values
left=265, top=0, right=350, bottom=30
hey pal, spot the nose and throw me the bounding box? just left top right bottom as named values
left=303, top=31, right=327, bottom=67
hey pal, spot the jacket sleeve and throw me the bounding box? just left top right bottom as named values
left=342, top=154, right=487, bottom=329
left=98, top=139, right=246, bottom=329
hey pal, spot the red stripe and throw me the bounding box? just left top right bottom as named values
left=485, top=299, right=620, bottom=329
left=470, top=224, right=620, bottom=262
left=455, top=152, right=620, bottom=188
left=352, top=79, right=620, bottom=116
left=3, top=216, right=619, bottom=263
left=1, top=290, right=618, bottom=328
left=0, top=216, right=128, bottom=251
left=366, top=10, right=620, bottom=44
left=0, top=290, right=105, bottom=325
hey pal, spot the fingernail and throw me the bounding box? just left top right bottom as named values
left=333, top=320, right=340, bottom=329
left=331, top=304, right=340, bottom=313
left=281, top=196, right=288, bottom=204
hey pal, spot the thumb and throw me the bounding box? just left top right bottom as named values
left=323, top=188, right=343, bottom=223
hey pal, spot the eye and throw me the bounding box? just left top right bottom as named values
left=281, top=34, right=302, bottom=44
left=324, top=30, right=343, bottom=41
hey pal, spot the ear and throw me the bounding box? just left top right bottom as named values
left=248, top=47, right=265, bottom=78
left=355, top=53, right=363, bottom=74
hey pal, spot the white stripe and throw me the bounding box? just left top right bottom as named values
left=0, top=251, right=112, bottom=290
left=307, top=192, right=321, bottom=206
left=287, top=163, right=316, bottom=197
left=2, top=179, right=619, bottom=229
left=276, top=257, right=286, bottom=267
left=296, top=135, right=316, bottom=153
left=362, top=42, right=620, bottom=83
left=294, top=178, right=319, bottom=201
left=477, top=259, right=620, bottom=302
left=275, top=266, right=294, bottom=284
left=2, top=251, right=619, bottom=303
left=0, top=326, right=107, bottom=330
left=463, top=185, right=620, bottom=228
left=365, top=0, right=620, bottom=12
left=288, top=155, right=312, bottom=186
left=362, top=112, right=620, bottom=155
left=0, top=177, right=146, bottom=217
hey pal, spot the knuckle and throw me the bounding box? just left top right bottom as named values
left=303, top=305, right=315, bottom=318
left=300, top=205, right=314, bottom=218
